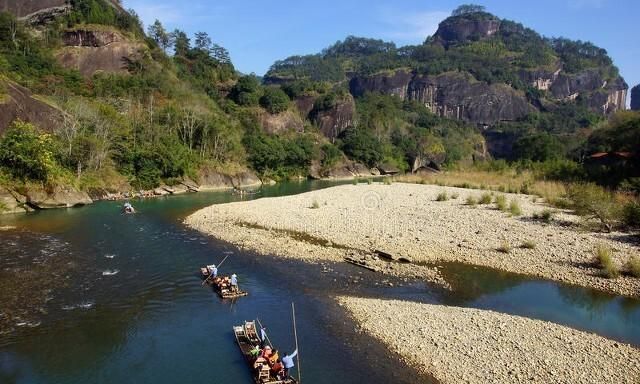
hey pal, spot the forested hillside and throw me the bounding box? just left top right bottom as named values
left=0, top=2, right=638, bottom=213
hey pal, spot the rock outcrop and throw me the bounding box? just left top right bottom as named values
left=433, top=13, right=501, bottom=47
left=0, top=187, right=27, bottom=214
left=0, top=79, right=63, bottom=134
left=0, top=0, right=123, bottom=24
left=631, top=84, right=640, bottom=111
left=197, top=168, right=262, bottom=190
left=56, top=27, right=145, bottom=77
left=259, top=109, right=304, bottom=134
left=351, top=71, right=533, bottom=125
left=309, top=95, right=356, bottom=139
left=24, top=186, right=92, bottom=209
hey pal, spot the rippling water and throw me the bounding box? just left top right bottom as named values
left=0, top=180, right=638, bottom=384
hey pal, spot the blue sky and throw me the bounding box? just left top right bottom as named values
left=122, top=0, right=639, bottom=96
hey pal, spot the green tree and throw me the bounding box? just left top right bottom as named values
left=451, top=4, right=487, bottom=16
left=339, top=128, right=384, bottom=167
left=260, top=87, right=290, bottom=114
left=148, top=19, right=172, bottom=53
left=172, top=29, right=190, bottom=57
left=512, top=133, right=564, bottom=162
left=229, top=75, right=261, bottom=106
left=0, top=121, right=59, bottom=182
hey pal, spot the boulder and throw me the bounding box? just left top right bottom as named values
left=153, top=188, right=170, bottom=196
left=197, top=168, right=262, bottom=190
left=25, top=186, right=92, bottom=209
left=378, top=164, right=400, bottom=175
left=180, top=178, right=200, bottom=192
left=348, top=163, right=372, bottom=177
left=232, top=171, right=262, bottom=189
left=0, top=187, right=26, bottom=214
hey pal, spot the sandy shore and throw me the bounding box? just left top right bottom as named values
left=338, top=296, right=640, bottom=384
left=185, top=183, right=640, bottom=296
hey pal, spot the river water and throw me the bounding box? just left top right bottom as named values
left=0, top=180, right=638, bottom=384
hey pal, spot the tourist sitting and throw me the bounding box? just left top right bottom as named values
left=271, top=360, right=284, bottom=377
left=268, top=349, right=279, bottom=365
left=260, top=345, right=272, bottom=360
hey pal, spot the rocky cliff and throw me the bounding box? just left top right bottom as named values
left=0, top=0, right=123, bottom=24
left=433, top=13, right=500, bottom=47
left=0, top=79, right=63, bottom=135
left=309, top=95, right=356, bottom=139
left=350, top=71, right=533, bottom=125
left=632, top=84, right=640, bottom=111
left=56, top=27, right=145, bottom=77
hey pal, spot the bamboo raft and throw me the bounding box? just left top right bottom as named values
left=200, top=267, right=248, bottom=299
left=233, top=321, right=298, bottom=384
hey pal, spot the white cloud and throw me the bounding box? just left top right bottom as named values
left=378, top=9, right=449, bottom=43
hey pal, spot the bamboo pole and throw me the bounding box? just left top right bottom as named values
left=256, top=318, right=273, bottom=347
left=201, top=254, right=229, bottom=286
left=292, top=302, right=301, bottom=383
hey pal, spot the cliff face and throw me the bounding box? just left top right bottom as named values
left=433, top=14, right=500, bottom=47
left=350, top=71, right=533, bottom=125
left=631, top=84, right=640, bottom=111
left=0, top=0, right=123, bottom=24
left=0, top=80, right=62, bottom=135
left=309, top=95, right=356, bottom=139
left=56, top=27, right=144, bottom=77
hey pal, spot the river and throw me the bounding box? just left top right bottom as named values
left=0, top=180, right=638, bottom=384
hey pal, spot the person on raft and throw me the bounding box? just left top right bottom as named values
left=123, top=202, right=135, bottom=213
left=281, top=350, right=298, bottom=378
left=230, top=273, right=239, bottom=292
left=207, top=264, right=218, bottom=278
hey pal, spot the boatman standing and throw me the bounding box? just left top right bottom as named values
left=207, top=264, right=218, bottom=278
left=281, top=350, right=298, bottom=378
left=230, top=273, right=238, bottom=292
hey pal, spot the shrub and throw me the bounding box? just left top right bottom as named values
left=521, top=240, right=536, bottom=249
left=352, top=178, right=358, bottom=185
left=0, top=120, right=60, bottom=182
left=622, top=201, right=640, bottom=229
left=366, top=178, right=373, bottom=185
left=595, top=245, right=619, bottom=278
left=509, top=199, right=522, bottom=216
left=383, top=177, right=393, bottom=185
left=479, top=192, right=492, bottom=204
left=627, top=256, right=640, bottom=278
left=497, top=241, right=511, bottom=253
left=465, top=196, right=478, bottom=206
left=494, top=195, right=507, bottom=211
left=259, top=87, right=290, bottom=114
left=565, top=183, right=621, bottom=232
left=436, top=192, right=449, bottom=201
left=310, top=200, right=320, bottom=209
left=533, top=209, right=554, bottom=223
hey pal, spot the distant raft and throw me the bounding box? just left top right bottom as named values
left=200, top=267, right=248, bottom=299
left=233, top=320, right=298, bottom=384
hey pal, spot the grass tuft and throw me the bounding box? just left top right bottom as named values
left=479, top=192, right=492, bottom=205
left=436, top=192, right=449, bottom=202
left=521, top=240, right=536, bottom=249
left=626, top=256, right=640, bottom=278
left=451, top=192, right=459, bottom=199
left=509, top=199, right=522, bottom=216
left=383, top=177, right=393, bottom=185
left=310, top=200, right=320, bottom=209
left=595, top=244, right=619, bottom=278
left=465, top=196, right=478, bottom=206
left=494, top=195, right=507, bottom=211
left=533, top=209, right=554, bottom=223
left=496, top=241, right=511, bottom=253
